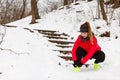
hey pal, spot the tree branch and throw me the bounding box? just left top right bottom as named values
left=0, top=25, right=30, bottom=56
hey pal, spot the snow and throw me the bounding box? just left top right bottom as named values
left=0, top=0, right=120, bottom=80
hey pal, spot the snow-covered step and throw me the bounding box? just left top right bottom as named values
left=48, top=38, right=73, bottom=40
left=34, top=29, right=57, bottom=33
left=41, top=32, right=69, bottom=38
left=48, top=39, right=74, bottom=45
left=36, top=30, right=70, bottom=37
left=44, top=35, right=68, bottom=40
left=41, top=32, right=61, bottom=36
left=53, top=50, right=71, bottom=54
left=56, top=45, right=72, bottom=48
left=58, top=55, right=72, bottom=61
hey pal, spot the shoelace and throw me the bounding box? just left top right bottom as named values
left=73, top=67, right=80, bottom=72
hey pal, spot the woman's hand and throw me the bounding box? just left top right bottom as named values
left=73, top=61, right=83, bottom=67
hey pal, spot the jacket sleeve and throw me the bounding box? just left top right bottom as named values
left=81, top=37, right=97, bottom=64
left=72, top=35, right=80, bottom=61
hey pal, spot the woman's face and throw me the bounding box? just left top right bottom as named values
left=81, top=32, right=88, bottom=38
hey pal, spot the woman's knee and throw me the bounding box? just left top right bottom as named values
left=94, top=51, right=105, bottom=63
left=98, top=51, right=105, bottom=62
left=76, top=47, right=87, bottom=56
left=76, top=47, right=87, bottom=60
left=100, top=51, right=105, bottom=62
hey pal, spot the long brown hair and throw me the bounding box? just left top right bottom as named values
left=85, top=22, right=93, bottom=44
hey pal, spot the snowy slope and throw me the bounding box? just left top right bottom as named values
left=0, top=0, right=120, bottom=80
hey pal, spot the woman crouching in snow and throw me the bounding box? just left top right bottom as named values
left=72, top=22, right=105, bottom=72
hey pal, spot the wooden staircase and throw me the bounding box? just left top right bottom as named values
left=35, top=29, right=74, bottom=61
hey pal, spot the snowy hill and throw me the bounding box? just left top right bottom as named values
left=0, top=0, right=120, bottom=80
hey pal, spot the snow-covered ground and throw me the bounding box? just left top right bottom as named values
left=0, top=0, right=120, bottom=80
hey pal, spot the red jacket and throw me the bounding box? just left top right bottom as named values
left=72, top=35, right=101, bottom=64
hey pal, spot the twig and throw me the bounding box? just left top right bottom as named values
left=0, top=25, right=6, bottom=45
left=0, top=48, right=30, bottom=56
left=0, top=25, right=30, bottom=56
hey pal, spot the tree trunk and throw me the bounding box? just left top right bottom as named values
left=109, top=0, right=114, bottom=4
left=30, top=0, right=37, bottom=24
left=97, top=0, right=100, bottom=19
left=99, top=0, right=108, bottom=23
left=30, top=0, right=40, bottom=24
left=113, top=0, right=119, bottom=8
left=34, top=0, right=40, bottom=19
left=64, top=0, right=68, bottom=5
left=20, top=0, right=26, bottom=19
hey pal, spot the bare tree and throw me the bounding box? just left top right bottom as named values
left=64, top=0, right=68, bottom=5
left=30, top=0, right=40, bottom=24
left=113, top=0, right=119, bottom=8
left=109, top=0, right=114, bottom=4
left=0, top=0, right=30, bottom=24
left=99, top=0, right=108, bottom=23
left=31, top=0, right=36, bottom=24
left=34, top=0, right=40, bottom=19
left=97, top=0, right=100, bottom=19
left=20, top=0, right=26, bottom=19
left=105, top=0, right=120, bottom=8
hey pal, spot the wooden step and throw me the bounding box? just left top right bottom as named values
left=43, top=33, right=62, bottom=37
left=58, top=56, right=72, bottom=61
left=61, top=33, right=70, bottom=37
left=44, top=36, right=67, bottom=40
left=53, top=50, right=71, bottom=54
left=42, top=33, right=69, bottom=37
left=38, top=31, right=57, bottom=34
left=56, top=45, right=72, bottom=48
left=48, top=40, right=74, bottom=45
left=34, top=29, right=57, bottom=33
left=36, top=30, right=69, bottom=37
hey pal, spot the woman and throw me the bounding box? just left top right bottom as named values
left=72, top=22, right=105, bottom=72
